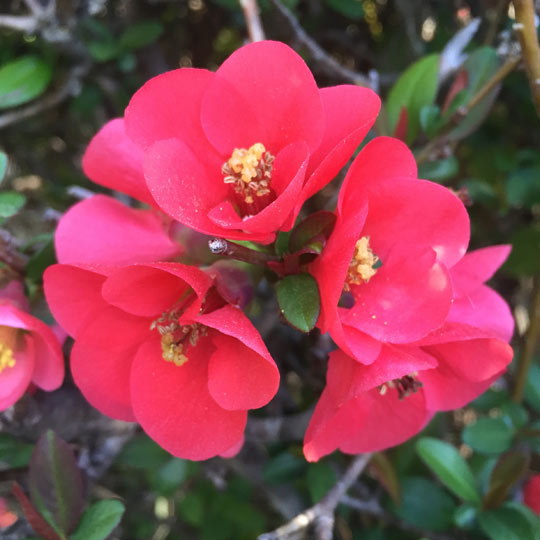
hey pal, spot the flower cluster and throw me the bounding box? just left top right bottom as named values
left=43, top=41, right=513, bottom=461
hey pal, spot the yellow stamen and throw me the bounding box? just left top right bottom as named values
left=344, top=236, right=379, bottom=291
left=222, top=143, right=274, bottom=205
left=0, top=326, right=17, bottom=374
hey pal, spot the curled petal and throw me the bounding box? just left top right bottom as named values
left=0, top=335, right=34, bottom=411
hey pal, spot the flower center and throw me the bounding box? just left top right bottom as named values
left=344, top=236, right=379, bottom=291
left=379, top=373, right=423, bottom=400
left=0, top=326, right=17, bottom=374
left=150, top=310, right=207, bottom=367
left=222, top=143, right=275, bottom=217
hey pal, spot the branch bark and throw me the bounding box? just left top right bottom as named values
left=239, top=0, right=265, bottom=42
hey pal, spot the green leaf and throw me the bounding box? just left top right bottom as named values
left=447, top=47, right=500, bottom=141
left=324, top=0, right=364, bottom=19
left=416, top=437, right=480, bottom=504
left=478, top=505, right=536, bottom=540
left=370, top=452, right=400, bottom=503
left=87, top=40, right=121, bottom=62
left=419, top=104, right=443, bottom=137
left=307, top=462, right=336, bottom=503
left=0, top=433, right=33, bottom=470
left=0, top=56, right=52, bottom=109
left=119, top=21, right=164, bottom=50
left=150, top=458, right=187, bottom=495
left=276, top=273, right=320, bottom=332
left=26, top=238, right=56, bottom=283
left=386, top=54, right=440, bottom=144
left=483, top=451, right=529, bottom=509
left=499, top=402, right=529, bottom=430
left=504, top=226, right=540, bottom=277
left=525, top=363, right=540, bottom=413
left=390, top=477, right=456, bottom=531
left=418, top=156, right=459, bottom=182
left=503, top=502, right=540, bottom=540
left=29, top=430, right=83, bottom=536
left=263, top=452, right=306, bottom=484
left=506, top=167, right=540, bottom=208
left=70, top=500, right=125, bottom=540
left=462, top=417, right=514, bottom=455
left=0, top=191, right=25, bottom=218
left=288, top=211, right=336, bottom=254
left=453, top=503, right=477, bottom=529
left=0, top=152, right=7, bottom=182
left=115, top=434, right=170, bottom=470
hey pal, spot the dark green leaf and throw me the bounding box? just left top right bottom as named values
left=178, top=492, right=205, bottom=526
left=288, top=211, right=336, bottom=254
left=453, top=503, right=477, bottom=529
left=386, top=54, right=440, bottom=144
left=87, top=41, right=121, bottom=62
left=506, top=167, right=540, bottom=207
left=524, top=363, right=540, bottom=413
left=151, top=458, right=187, bottom=495
left=276, top=273, right=320, bottom=332
left=500, top=402, right=529, bottom=430
left=263, top=452, right=306, bottom=484
left=463, top=417, right=514, bottom=455
left=390, top=477, right=456, bottom=531
left=416, top=437, right=480, bottom=504
left=119, top=21, right=164, bottom=50
left=70, top=500, right=125, bottom=540
left=503, top=502, right=540, bottom=540
left=418, top=156, right=459, bottom=182
left=29, top=430, right=83, bottom=536
left=0, top=152, right=7, bottom=182
left=0, top=56, right=52, bottom=109
left=324, top=0, right=364, bottom=19
left=473, top=388, right=510, bottom=412
left=0, top=433, right=33, bottom=470
left=419, top=104, right=443, bottom=137
left=307, top=462, right=336, bottom=503
left=483, top=451, right=529, bottom=509
left=115, top=434, right=170, bottom=470
left=478, top=504, right=536, bottom=540
left=26, top=238, right=56, bottom=283
left=504, top=227, right=540, bottom=276
left=0, top=191, right=25, bottom=218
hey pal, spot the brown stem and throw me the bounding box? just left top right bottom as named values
left=484, top=0, right=510, bottom=45
left=258, top=453, right=372, bottom=540
left=416, top=54, right=521, bottom=165
left=208, top=238, right=279, bottom=268
left=513, top=277, right=540, bottom=402
left=513, top=0, right=540, bottom=117
left=239, top=0, right=265, bottom=42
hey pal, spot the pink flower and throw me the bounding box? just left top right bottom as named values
left=311, top=136, right=470, bottom=361
left=523, top=475, right=540, bottom=515
left=116, top=40, right=380, bottom=243
left=0, top=281, right=64, bottom=411
left=44, top=262, right=279, bottom=460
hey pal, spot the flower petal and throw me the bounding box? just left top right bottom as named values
left=125, top=68, right=216, bottom=154
left=55, top=195, right=181, bottom=265
left=131, top=338, right=247, bottom=460
left=44, top=264, right=110, bottom=338
left=82, top=118, right=153, bottom=205
left=201, top=41, right=324, bottom=155
left=0, top=335, right=34, bottom=411
left=343, top=247, right=453, bottom=343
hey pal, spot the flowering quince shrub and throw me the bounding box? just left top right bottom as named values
left=41, top=39, right=517, bottom=465
left=3, top=10, right=540, bottom=536
left=0, top=280, right=63, bottom=410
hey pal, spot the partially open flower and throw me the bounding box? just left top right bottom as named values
left=44, top=262, right=279, bottom=460
left=0, top=281, right=64, bottom=411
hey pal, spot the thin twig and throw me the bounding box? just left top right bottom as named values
left=513, top=277, right=540, bottom=402
left=513, top=0, right=540, bottom=116
left=239, top=0, right=265, bottom=42
left=268, top=0, right=375, bottom=89
left=258, top=453, right=372, bottom=540
left=0, top=64, right=89, bottom=130
left=209, top=238, right=280, bottom=267
left=416, top=54, right=521, bottom=165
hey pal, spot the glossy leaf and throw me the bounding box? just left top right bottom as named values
left=386, top=54, right=440, bottom=144
left=0, top=56, right=52, bottom=109
left=288, top=211, right=336, bottom=253
left=478, top=504, right=536, bottom=540
left=483, top=451, right=529, bottom=509
left=0, top=191, right=25, bottom=218
left=70, top=500, right=125, bottom=540
left=276, top=273, right=320, bottom=332
left=462, top=418, right=514, bottom=455
left=416, top=437, right=480, bottom=504
left=0, top=433, right=33, bottom=470
left=418, top=156, right=458, bottom=182
left=29, top=430, right=83, bottom=536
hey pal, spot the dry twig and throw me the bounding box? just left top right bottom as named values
left=239, top=0, right=265, bottom=42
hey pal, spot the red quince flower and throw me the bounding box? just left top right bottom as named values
left=311, top=136, right=470, bottom=362
left=0, top=281, right=64, bottom=411
left=304, top=244, right=514, bottom=461
left=524, top=475, right=540, bottom=514
left=118, top=40, right=379, bottom=243
left=44, top=262, right=279, bottom=460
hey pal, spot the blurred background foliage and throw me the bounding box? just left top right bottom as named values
left=0, top=0, right=539, bottom=539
